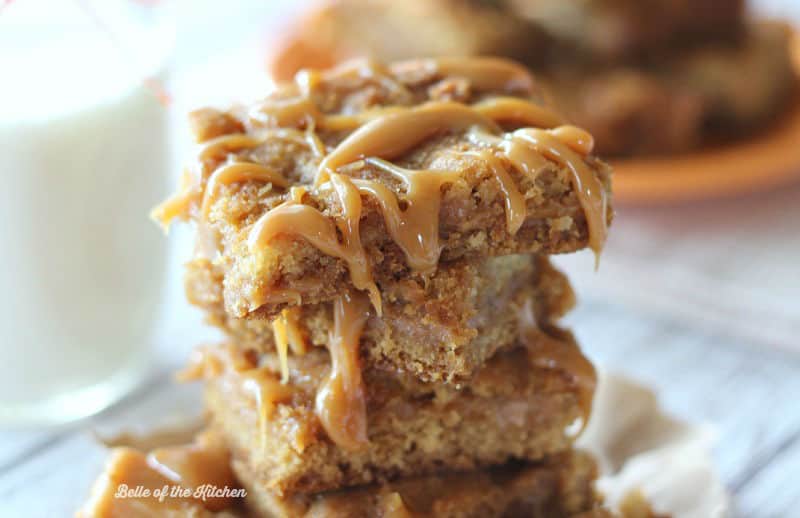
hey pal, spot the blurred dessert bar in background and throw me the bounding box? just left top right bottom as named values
left=507, top=0, right=745, bottom=62
left=268, top=0, right=552, bottom=80
left=544, top=21, right=797, bottom=155
left=269, top=0, right=798, bottom=156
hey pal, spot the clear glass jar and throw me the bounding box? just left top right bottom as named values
left=0, top=0, right=174, bottom=426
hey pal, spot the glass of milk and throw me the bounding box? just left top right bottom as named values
left=0, top=0, right=173, bottom=426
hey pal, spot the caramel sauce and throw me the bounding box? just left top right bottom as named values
left=150, top=170, right=197, bottom=229
left=79, top=433, right=242, bottom=517
left=248, top=181, right=382, bottom=313
left=356, top=158, right=462, bottom=272
left=304, top=121, right=327, bottom=157
left=321, top=107, right=407, bottom=132
left=78, top=448, right=196, bottom=517
left=253, top=95, right=323, bottom=128
left=177, top=345, right=299, bottom=452
left=201, top=162, right=289, bottom=218
left=156, top=58, right=608, bottom=318
left=299, top=59, right=414, bottom=102
left=258, top=288, right=303, bottom=307
left=180, top=295, right=371, bottom=453
left=197, top=133, right=263, bottom=161
left=315, top=290, right=371, bottom=451
left=176, top=343, right=256, bottom=382
left=252, top=59, right=411, bottom=132
left=272, top=307, right=310, bottom=383
left=245, top=99, right=607, bottom=307
left=473, top=96, right=563, bottom=129
left=147, top=434, right=238, bottom=512
left=282, top=307, right=309, bottom=355
left=518, top=300, right=596, bottom=429
left=510, top=127, right=607, bottom=259
left=317, top=101, right=501, bottom=182
left=390, top=56, right=537, bottom=93
left=460, top=150, right=527, bottom=234
left=242, top=369, right=295, bottom=453
left=376, top=492, right=413, bottom=518
left=496, top=132, right=550, bottom=179
left=272, top=312, right=292, bottom=383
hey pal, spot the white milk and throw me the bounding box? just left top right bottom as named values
left=0, top=1, right=173, bottom=425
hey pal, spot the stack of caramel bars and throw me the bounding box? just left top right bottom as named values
left=81, top=57, right=617, bottom=517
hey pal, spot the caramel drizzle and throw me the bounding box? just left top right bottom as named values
left=295, top=59, right=409, bottom=98
left=390, top=56, right=538, bottom=93
left=354, top=159, right=462, bottom=272
left=157, top=59, right=608, bottom=316
left=272, top=307, right=309, bottom=383
left=258, top=288, right=303, bottom=307
left=175, top=344, right=295, bottom=452
left=198, top=127, right=326, bottom=160
left=317, top=101, right=501, bottom=183
left=244, top=101, right=606, bottom=311
left=147, top=436, right=238, bottom=512
left=151, top=170, right=197, bottom=229
left=201, top=162, right=289, bottom=218
left=183, top=299, right=371, bottom=453
left=242, top=369, right=295, bottom=453
left=175, top=343, right=255, bottom=382
left=518, top=300, right=597, bottom=431
left=283, top=307, right=308, bottom=355
left=315, top=290, right=371, bottom=451
left=509, top=127, right=607, bottom=259
left=304, top=120, right=327, bottom=157
left=250, top=95, right=321, bottom=128
left=198, top=133, right=263, bottom=161
left=467, top=123, right=607, bottom=257
left=79, top=437, right=241, bottom=516
left=152, top=130, right=314, bottom=228
left=460, top=150, right=527, bottom=235
left=316, top=101, right=606, bottom=252
left=249, top=181, right=382, bottom=313
left=272, top=313, right=291, bottom=384
left=251, top=59, right=412, bottom=132
left=473, top=96, right=563, bottom=129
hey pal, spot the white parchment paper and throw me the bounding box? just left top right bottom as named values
left=579, top=372, right=730, bottom=517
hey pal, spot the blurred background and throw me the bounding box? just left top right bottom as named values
left=1, top=0, right=799, bottom=514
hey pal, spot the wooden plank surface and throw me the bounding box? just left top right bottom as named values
left=568, top=301, right=800, bottom=518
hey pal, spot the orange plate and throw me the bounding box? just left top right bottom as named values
left=613, top=36, right=800, bottom=205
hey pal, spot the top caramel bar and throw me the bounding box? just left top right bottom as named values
left=154, top=57, right=613, bottom=319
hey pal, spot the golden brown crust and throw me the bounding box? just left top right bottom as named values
left=201, top=332, right=595, bottom=495
left=186, top=255, right=575, bottom=383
